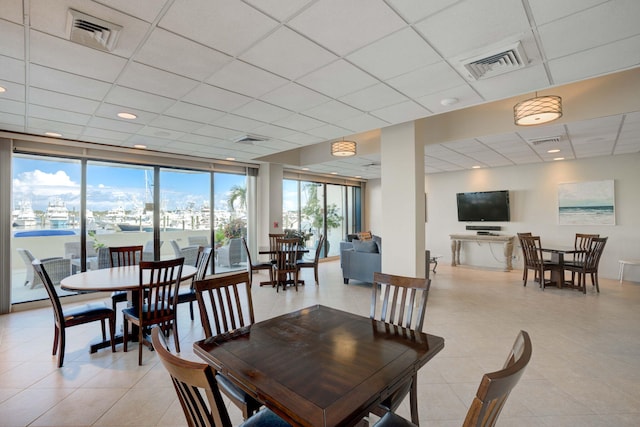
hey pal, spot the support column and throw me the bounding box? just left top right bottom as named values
left=380, top=122, right=425, bottom=278
left=1, top=138, right=12, bottom=313
left=257, top=163, right=283, bottom=252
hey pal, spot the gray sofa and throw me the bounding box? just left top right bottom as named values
left=339, top=236, right=382, bottom=284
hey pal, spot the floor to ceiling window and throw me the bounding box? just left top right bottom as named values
left=11, top=155, right=81, bottom=304
left=283, top=178, right=362, bottom=259
left=213, top=172, right=248, bottom=272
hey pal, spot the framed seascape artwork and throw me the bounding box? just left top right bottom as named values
left=557, top=180, right=615, bottom=225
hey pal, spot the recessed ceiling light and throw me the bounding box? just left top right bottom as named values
left=0, top=86, right=6, bottom=93
left=440, top=97, right=459, bottom=106
left=472, top=165, right=481, bottom=169
left=44, top=132, right=62, bottom=137
left=133, top=144, right=147, bottom=149
left=355, top=175, right=361, bottom=178
left=226, top=157, right=235, bottom=161
left=547, top=149, right=560, bottom=153
left=302, top=167, right=309, bottom=171
left=553, top=157, right=565, bottom=161
left=331, top=172, right=338, bottom=175
left=117, top=112, right=137, bottom=120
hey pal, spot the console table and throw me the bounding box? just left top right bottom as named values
left=450, top=234, right=515, bottom=271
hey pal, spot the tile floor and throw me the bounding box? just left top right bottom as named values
left=1, top=260, right=640, bottom=427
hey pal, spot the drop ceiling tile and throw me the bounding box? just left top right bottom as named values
left=30, top=65, right=112, bottom=100
left=94, top=103, right=157, bottom=125
left=27, top=117, right=85, bottom=135
left=163, top=102, right=226, bottom=124
left=335, top=114, right=391, bottom=134
left=232, top=100, right=292, bottom=123
left=386, top=62, right=465, bottom=99
left=88, top=116, right=145, bottom=133
left=339, top=84, right=408, bottom=112
left=303, top=101, right=362, bottom=123
left=414, top=0, right=530, bottom=58
left=244, top=0, right=312, bottom=21
left=0, top=55, right=25, bottom=84
left=472, top=65, right=551, bottom=101
left=159, top=0, right=278, bottom=56
left=106, top=86, right=175, bottom=113
left=0, top=20, right=24, bottom=59
left=119, top=62, right=199, bottom=99
left=30, top=88, right=100, bottom=114
left=182, top=84, right=251, bottom=111
left=148, top=116, right=204, bottom=133
left=306, top=124, right=352, bottom=139
left=250, top=124, right=297, bottom=139
left=0, top=98, right=25, bottom=115
left=135, top=29, right=232, bottom=81
left=29, top=104, right=91, bottom=126
left=347, top=27, right=441, bottom=80
left=415, top=85, right=483, bottom=113
left=386, top=0, right=459, bottom=23
left=538, top=1, right=640, bottom=60
left=261, top=83, right=330, bottom=111
left=91, top=0, right=169, bottom=22
left=137, top=127, right=186, bottom=140
left=297, top=60, right=378, bottom=99
left=0, top=81, right=25, bottom=101
left=548, top=35, right=640, bottom=85
left=289, top=0, right=405, bottom=56
left=29, top=31, right=127, bottom=82
left=212, top=114, right=265, bottom=132
left=281, top=133, right=324, bottom=145
left=273, top=114, right=325, bottom=132
left=527, top=0, right=608, bottom=25
left=207, top=60, right=288, bottom=98
left=193, top=124, right=244, bottom=141
left=370, top=100, right=430, bottom=124
left=240, top=27, right=337, bottom=80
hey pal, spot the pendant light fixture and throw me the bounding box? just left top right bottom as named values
left=514, top=93, right=562, bottom=126
left=331, top=139, right=357, bottom=157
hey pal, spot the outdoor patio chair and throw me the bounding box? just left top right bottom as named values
left=17, top=248, right=71, bottom=289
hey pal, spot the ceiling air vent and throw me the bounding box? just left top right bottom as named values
left=461, top=41, right=529, bottom=80
left=66, top=9, right=122, bottom=52
left=234, top=135, right=268, bottom=145
left=526, top=136, right=562, bottom=146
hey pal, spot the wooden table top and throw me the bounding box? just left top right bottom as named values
left=194, top=304, right=445, bottom=427
left=60, top=264, right=197, bottom=292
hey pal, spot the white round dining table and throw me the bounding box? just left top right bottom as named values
left=61, top=264, right=197, bottom=292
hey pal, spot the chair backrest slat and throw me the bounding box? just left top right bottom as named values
left=109, top=245, right=143, bottom=267
left=371, top=272, right=430, bottom=331
left=194, top=271, right=255, bottom=339
left=151, top=328, right=232, bottom=427
left=138, top=258, right=184, bottom=320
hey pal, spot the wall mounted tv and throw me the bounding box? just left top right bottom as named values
left=456, top=190, right=511, bottom=222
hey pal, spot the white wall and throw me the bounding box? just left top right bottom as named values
left=367, top=153, right=640, bottom=282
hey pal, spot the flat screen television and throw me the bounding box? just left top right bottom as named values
left=456, top=190, right=510, bottom=222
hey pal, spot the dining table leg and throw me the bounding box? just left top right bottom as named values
left=549, top=253, right=565, bottom=288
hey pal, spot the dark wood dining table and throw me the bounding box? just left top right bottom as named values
left=540, top=247, right=584, bottom=288
left=194, top=304, right=445, bottom=427
left=60, top=264, right=197, bottom=352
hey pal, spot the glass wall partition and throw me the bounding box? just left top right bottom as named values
left=213, top=172, right=248, bottom=273
left=11, top=155, right=81, bottom=304
left=283, top=177, right=362, bottom=260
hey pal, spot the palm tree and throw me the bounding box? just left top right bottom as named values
left=227, top=185, right=246, bottom=213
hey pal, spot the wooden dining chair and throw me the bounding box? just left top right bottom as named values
left=177, top=246, right=212, bottom=321
left=273, top=237, right=299, bottom=292
left=194, top=271, right=262, bottom=420
left=516, top=232, right=534, bottom=282
left=109, top=245, right=144, bottom=311
left=150, top=327, right=290, bottom=427
left=375, top=330, right=532, bottom=427
left=296, top=234, right=325, bottom=285
left=241, top=237, right=273, bottom=286
left=369, top=272, right=431, bottom=425
left=122, top=257, right=184, bottom=365
left=268, top=233, right=285, bottom=264
left=565, top=237, right=608, bottom=293
left=567, top=233, right=599, bottom=286
left=32, top=259, right=116, bottom=367
left=519, top=235, right=558, bottom=288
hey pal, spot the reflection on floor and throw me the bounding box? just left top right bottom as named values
left=1, top=260, right=640, bottom=426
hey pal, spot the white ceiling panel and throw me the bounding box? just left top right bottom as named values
left=94, top=103, right=157, bottom=125
left=29, top=65, right=112, bottom=100
left=105, top=86, right=175, bottom=113
left=135, top=29, right=232, bottom=81
left=0, top=81, right=25, bottom=102
left=232, top=100, right=292, bottom=123
left=273, top=114, right=325, bottom=132
left=297, top=60, right=378, bottom=99
left=244, top=0, right=313, bottom=22
left=158, top=0, right=278, bottom=56
left=182, top=84, right=251, bottom=111
left=261, top=83, right=331, bottom=111
left=386, top=0, right=459, bottom=24
left=30, top=88, right=100, bottom=114
left=118, top=62, right=199, bottom=99
left=303, top=101, right=362, bottom=123
left=207, top=60, right=288, bottom=98
left=148, top=116, right=204, bottom=133
left=88, top=116, right=145, bottom=133
left=339, top=83, right=408, bottom=112
left=241, top=27, right=337, bottom=80
left=163, top=102, right=226, bottom=124
left=386, top=62, right=466, bottom=99
left=29, top=104, right=91, bottom=126
left=0, top=19, right=24, bottom=59
left=370, top=101, right=430, bottom=124
left=212, top=114, right=265, bottom=132
left=288, top=0, right=405, bottom=56
left=0, top=55, right=25, bottom=84
left=347, top=27, right=441, bottom=80
left=0, top=98, right=25, bottom=115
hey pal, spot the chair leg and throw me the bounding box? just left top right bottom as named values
left=58, top=328, right=66, bottom=368
left=52, top=324, right=60, bottom=356
left=409, top=374, right=419, bottom=426
left=314, top=265, right=319, bottom=285
left=523, top=268, right=528, bottom=286
left=189, top=301, right=194, bottom=321
left=173, top=321, right=180, bottom=354
left=109, top=316, right=116, bottom=353
left=101, top=319, right=107, bottom=341
left=138, top=321, right=144, bottom=365
left=123, top=315, right=129, bottom=353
